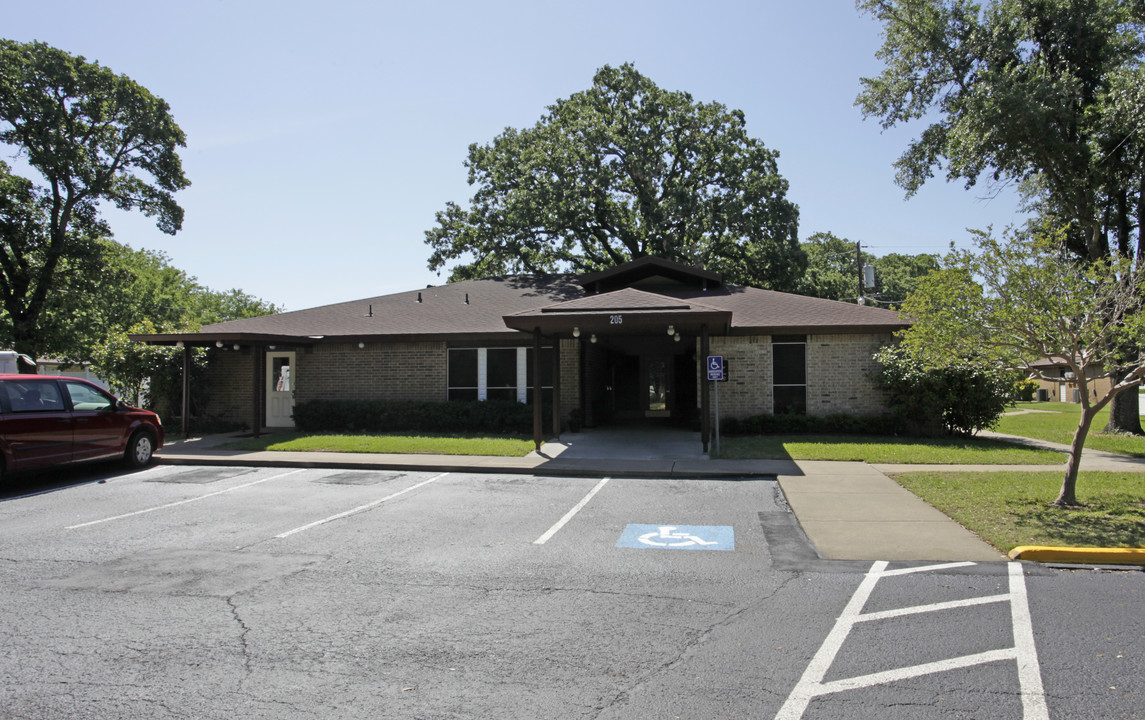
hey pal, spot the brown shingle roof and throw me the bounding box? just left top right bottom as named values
left=132, top=269, right=908, bottom=345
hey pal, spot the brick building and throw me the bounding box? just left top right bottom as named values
left=133, top=257, right=907, bottom=451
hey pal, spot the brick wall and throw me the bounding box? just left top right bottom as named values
left=805, top=333, right=892, bottom=415
left=203, top=348, right=256, bottom=427
left=558, top=338, right=580, bottom=420
left=200, top=333, right=892, bottom=428
left=706, top=333, right=893, bottom=419
left=709, top=336, right=772, bottom=418
left=297, top=342, right=447, bottom=403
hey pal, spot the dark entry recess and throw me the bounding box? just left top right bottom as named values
left=585, top=337, right=696, bottom=427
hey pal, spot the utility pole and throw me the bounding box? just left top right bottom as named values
left=856, top=240, right=864, bottom=305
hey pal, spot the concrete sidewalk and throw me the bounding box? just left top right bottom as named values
left=776, top=461, right=1004, bottom=562
left=156, top=429, right=1006, bottom=563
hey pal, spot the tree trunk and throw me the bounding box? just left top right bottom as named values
left=1104, top=377, right=1143, bottom=434
left=1055, top=408, right=1096, bottom=507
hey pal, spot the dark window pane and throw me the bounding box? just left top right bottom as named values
left=486, top=388, right=517, bottom=402
left=487, top=349, right=517, bottom=389
left=8, top=380, right=64, bottom=413
left=524, top=347, right=554, bottom=386
left=448, top=388, right=479, bottom=402
left=773, top=343, right=806, bottom=385
left=774, top=386, right=807, bottom=415
left=526, top=387, right=554, bottom=406
left=448, top=349, right=478, bottom=388
left=772, top=334, right=807, bottom=344
left=525, top=347, right=554, bottom=387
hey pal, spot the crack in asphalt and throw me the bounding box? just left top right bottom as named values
left=591, top=575, right=799, bottom=717
left=226, top=595, right=254, bottom=687
left=358, top=576, right=742, bottom=609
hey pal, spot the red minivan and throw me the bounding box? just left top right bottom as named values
left=0, top=374, right=163, bottom=482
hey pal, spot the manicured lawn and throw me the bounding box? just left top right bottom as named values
left=720, top=434, right=1064, bottom=464
left=218, top=433, right=535, bottom=457
left=893, top=470, right=1145, bottom=552
left=997, top=401, right=1145, bottom=457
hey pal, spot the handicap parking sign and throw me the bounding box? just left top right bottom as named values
left=706, top=355, right=725, bottom=381
left=616, top=524, right=734, bottom=551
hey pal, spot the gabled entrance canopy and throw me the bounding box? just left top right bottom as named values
left=504, top=257, right=733, bottom=338
left=502, top=287, right=732, bottom=337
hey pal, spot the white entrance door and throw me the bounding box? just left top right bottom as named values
left=266, top=351, right=296, bottom=427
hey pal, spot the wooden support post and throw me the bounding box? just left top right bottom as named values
left=251, top=345, right=262, bottom=438
left=181, top=344, right=191, bottom=439
left=533, top=329, right=543, bottom=451
left=701, top=324, right=710, bottom=453
left=551, top=338, right=561, bottom=440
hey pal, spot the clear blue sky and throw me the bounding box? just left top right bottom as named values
left=6, top=0, right=1025, bottom=311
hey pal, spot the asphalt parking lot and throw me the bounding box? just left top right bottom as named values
left=1, top=464, right=1142, bottom=719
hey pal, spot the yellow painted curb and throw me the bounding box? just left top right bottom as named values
left=1008, top=546, right=1145, bottom=565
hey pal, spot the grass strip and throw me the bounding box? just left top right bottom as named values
left=218, top=433, right=535, bottom=457
left=892, top=470, right=1145, bottom=552
left=720, top=434, right=1063, bottom=464
left=997, top=402, right=1145, bottom=457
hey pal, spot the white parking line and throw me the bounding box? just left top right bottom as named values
left=275, top=472, right=449, bottom=539
left=775, top=561, right=1049, bottom=720
left=1008, top=561, right=1050, bottom=719
left=66, top=469, right=307, bottom=529
left=533, top=477, right=610, bottom=545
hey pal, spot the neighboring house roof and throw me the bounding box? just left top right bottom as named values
left=131, top=258, right=909, bottom=346
left=1027, top=356, right=1075, bottom=368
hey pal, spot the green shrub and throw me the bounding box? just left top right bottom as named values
left=721, top=412, right=904, bottom=436
left=292, top=399, right=551, bottom=435
left=874, top=345, right=1016, bottom=437
left=1013, top=378, right=1039, bottom=402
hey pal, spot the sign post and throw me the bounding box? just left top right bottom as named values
left=706, top=356, right=725, bottom=458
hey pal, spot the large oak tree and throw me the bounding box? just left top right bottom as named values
left=425, top=63, right=805, bottom=289
left=857, top=0, right=1145, bottom=430
left=0, top=39, right=189, bottom=368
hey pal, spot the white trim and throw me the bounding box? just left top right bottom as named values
left=477, top=348, right=488, bottom=400
left=516, top=347, right=528, bottom=404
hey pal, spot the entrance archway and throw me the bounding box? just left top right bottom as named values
left=583, top=335, right=697, bottom=428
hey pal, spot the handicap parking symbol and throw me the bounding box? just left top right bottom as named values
left=616, top=524, right=734, bottom=551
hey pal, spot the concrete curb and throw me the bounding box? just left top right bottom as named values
left=155, top=454, right=778, bottom=480
left=1008, top=545, right=1145, bottom=566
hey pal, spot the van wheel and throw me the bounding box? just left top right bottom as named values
left=125, top=431, right=155, bottom=468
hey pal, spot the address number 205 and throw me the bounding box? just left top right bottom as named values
left=609, top=314, right=623, bottom=325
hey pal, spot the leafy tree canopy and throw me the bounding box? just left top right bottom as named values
left=425, top=63, right=805, bottom=289
left=873, top=251, right=940, bottom=303
left=796, top=231, right=938, bottom=305
left=797, top=232, right=873, bottom=302
left=899, top=226, right=1145, bottom=505
left=0, top=39, right=189, bottom=365
left=86, top=243, right=281, bottom=409
left=856, top=0, right=1145, bottom=261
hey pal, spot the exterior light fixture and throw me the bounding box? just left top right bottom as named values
left=572, top=327, right=580, bottom=338
left=233, top=344, right=240, bottom=351
left=590, top=334, right=597, bottom=344
left=674, top=332, right=681, bottom=342
left=358, top=342, right=365, bottom=349
left=175, top=341, right=184, bottom=349
left=268, top=345, right=276, bottom=351
left=216, top=341, right=224, bottom=348
left=667, top=325, right=675, bottom=336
